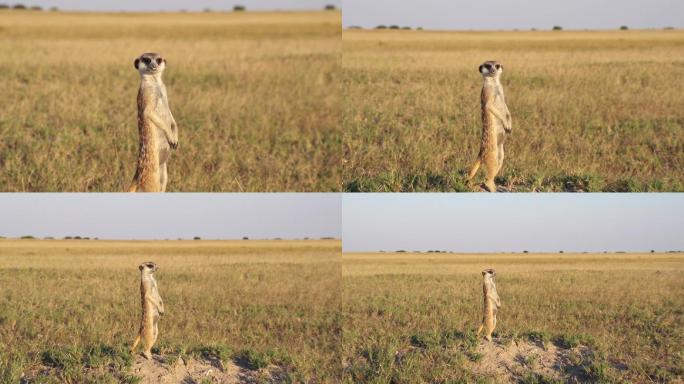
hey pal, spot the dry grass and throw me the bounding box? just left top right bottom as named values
left=342, top=252, right=684, bottom=382
left=343, top=29, right=684, bottom=191
left=0, top=239, right=341, bottom=383
left=0, top=10, right=341, bottom=191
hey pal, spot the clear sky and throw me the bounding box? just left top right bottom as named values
left=20, top=0, right=341, bottom=12
left=343, top=0, right=683, bottom=30
left=0, top=193, right=340, bottom=240
left=343, top=194, right=684, bottom=253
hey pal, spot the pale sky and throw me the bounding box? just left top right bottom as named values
left=16, top=0, right=341, bottom=12
left=343, top=194, right=684, bottom=253
left=0, top=193, right=340, bottom=240
left=343, top=0, right=683, bottom=30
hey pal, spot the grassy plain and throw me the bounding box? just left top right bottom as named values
left=343, top=29, right=684, bottom=191
left=342, top=252, right=684, bottom=382
left=0, top=239, right=340, bottom=383
left=0, top=10, right=341, bottom=191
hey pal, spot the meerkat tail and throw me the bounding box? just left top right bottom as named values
left=466, top=158, right=481, bottom=184
left=130, top=334, right=141, bottom=353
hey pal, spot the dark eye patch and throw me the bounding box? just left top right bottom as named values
left=156, top=58, right=163, bottom=65
left=142, top=57, right=152, bottom=65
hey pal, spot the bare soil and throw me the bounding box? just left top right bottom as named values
left=470, top=338, right=593, bottom=383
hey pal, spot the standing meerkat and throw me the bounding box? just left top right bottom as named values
left=128, top=52, right=178, bottom=192
left=476, top=268, right=501, bottom=342
left=465, top=60, right=512, bottom=192
left=131, top=262, right=164, bottom=359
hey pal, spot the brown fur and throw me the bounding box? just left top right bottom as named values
left=466, top=60, right=512, bottom=192
left=128, top=52, right=177, bottom=192
left=131, top=262, right=164, bottom=359
left=476, top=269, right=501, bottom=341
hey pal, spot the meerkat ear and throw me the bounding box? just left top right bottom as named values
left=139, top=264, right=144, bottom=271
left=478, top=64, right=483, bottom=73
left=134, top=58, right=140, bottom=69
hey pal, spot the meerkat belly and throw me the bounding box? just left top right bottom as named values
left=153, top=100, right=172, bottom=163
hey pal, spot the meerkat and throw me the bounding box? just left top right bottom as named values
left=476, top=268, right=501, bottom=342
left=465, top=60, right=512, bottom=192
left=128, top=52, right=178, bottom=192
left=131, top=262, right=164, bottom=359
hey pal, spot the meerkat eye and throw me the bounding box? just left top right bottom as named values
left=142, top=57, right=151, bottom=65
left=495, top=64, right=500, bottom=69
left=156, top=58, right=163, bottom=65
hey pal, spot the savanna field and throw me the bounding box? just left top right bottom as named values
left=343, top=30, right=684, bottom=191
left=0, top=10, right=341, bottom=192
left=342, top=252, right=684, bottom=383
left=0, top=239, right=341, bottom=383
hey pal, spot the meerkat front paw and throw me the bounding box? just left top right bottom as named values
left=168, top=139, right=178, bottom=150
left=143, top=351, right=152, bottom=360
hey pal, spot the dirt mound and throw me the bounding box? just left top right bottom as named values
left=470, top=338, right=593, bottom=383
left=132, top=355, right=286, bottom=384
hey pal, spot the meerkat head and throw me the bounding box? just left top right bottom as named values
left=139, top=261, right=159, bottom=274
left=134, top=53, right=166, bottom=75
left=478, top=61, right=503, bottom=78
left=482, top=268, right=496, bottom=278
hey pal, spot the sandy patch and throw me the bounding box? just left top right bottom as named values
left=470, top=338, right=592, bottom=383
left=132, top=354, right=286, bottom=384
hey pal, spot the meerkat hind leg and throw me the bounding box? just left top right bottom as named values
left=142, top=329, right=154, bottom=359
left=496, top=144, right=504, bottom=175
left=485, top=316, right=495, bottom=341
left=483, top=151, right=499, bottom=192
left=159, top=163, right=168, bottom=192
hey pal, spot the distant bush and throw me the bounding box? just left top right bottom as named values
left=49, top=6, right=57, bottom=11
left=13, top=4, right=26, bottom=9
left=664, top=26, right=674, bottom=30
left=402, top=26, right=411, bottom=30
left=64, top=236, right=72, bottom=240
left=20, top=235, right=35, bottom=239
left=193, top=236, right=201, bottom=240
left=552, top=25, right=563, bottom=31
left=0, top=4, right=9, bottom=9
left=347, top=26, right=362, bottom=30
left=620, top=25, right=628, bottom=30
left=242, top=236, right=249, bottom=240
left=324, top=4, right=336, bottom=10
left=559, top=250, right=564, bottom=253
left=29, top=5, right=41, bottom=10
left=416, top=27, right=423, bottom=30
left=74, top=236, right=82, bottom=240
left=203, top=8, right=211, bottom=12
left=523, top=250, right=529, bottom=253
left=233, top=5, right=245, bottom=11
left=376, top=25, right=387, bottom=29
left=650, top=250, right=655, bottom=253
left=389, top=25, right=400, bottom=30
left=396, top=250, right=406, bottom=253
